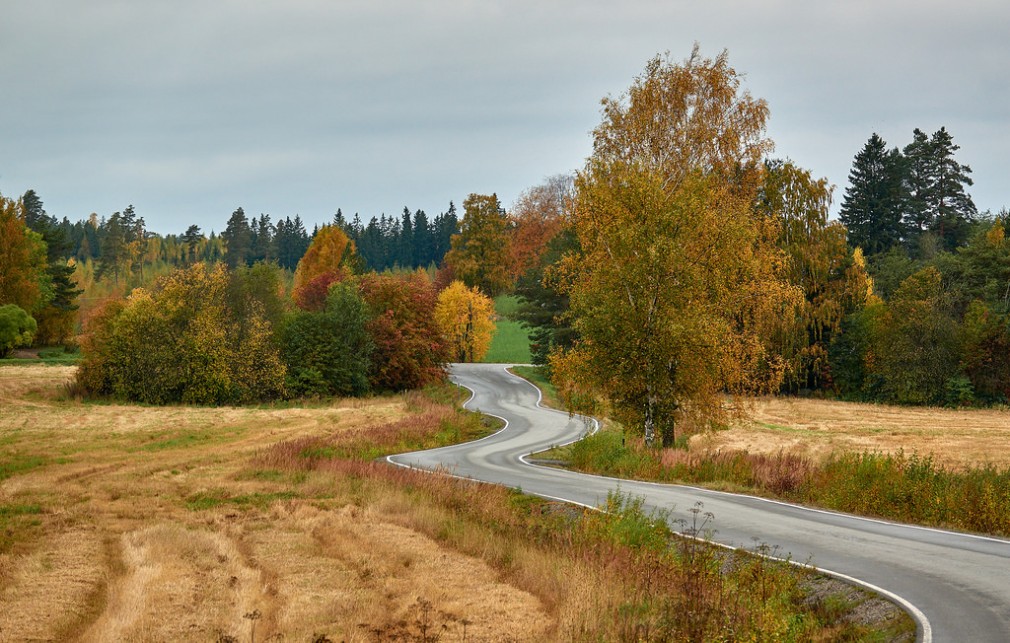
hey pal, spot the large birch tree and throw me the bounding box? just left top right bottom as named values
left=552, top=48, right=796, bottom=447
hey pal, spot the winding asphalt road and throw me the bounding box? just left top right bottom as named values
left=388, top=363, right=1010, bottom=642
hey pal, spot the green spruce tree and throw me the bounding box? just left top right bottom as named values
left=839, top=134, right=908, bottom=255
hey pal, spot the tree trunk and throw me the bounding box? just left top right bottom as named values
left=644, top=391, right=657, bottom=447
left=661, top=416, right=676, bottom=448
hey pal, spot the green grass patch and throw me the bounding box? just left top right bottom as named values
left=755, top=422, right=821, bottom=437
left=300, top=445, right=339, bottom=460
left=185, top=490, right=298, bottom=511
left=0, top=503, right=43, bottom=518
left=492, top=294, right=522, bottom=316
left=483, top=319, right=532, bottom=363
left=0, top=454, right=47, bottom=481
left=0, top=502, right=45, bottom=553
left=136, top=431, right=217, bottom=452
left=0, top=346, right=82, bottom=366
left=510, top=365, right=559, bottom=408
left=482, top=295, right=532, bottom=364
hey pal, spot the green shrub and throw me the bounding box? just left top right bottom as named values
left=281, top=282, right=372, bottom=397
left=944, top=375, right=975, bottom=407
left=0, top=304, right=37, bottom=357
left=76, top=263, right=286, bottom=404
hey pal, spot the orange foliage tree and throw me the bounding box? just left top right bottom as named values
left=359, top=271, right=449, bottom=390
left=507, top=175, right=573, bottom=282
left=292, top=225, right=358, bottom=310
left=434, top=280, right=496, bottom=362
left=0, top=194, right=50, bottom=314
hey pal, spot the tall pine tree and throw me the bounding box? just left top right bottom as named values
left=839, top=134, right=907, bottom=255
left=927, top=127, right=976, bottom=251
left=20, top=190, right=81, bottom=343
left=221, top=207, right=252, bottom=268
left=901, top=127, right=976, bottom=252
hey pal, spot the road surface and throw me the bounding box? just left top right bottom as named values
left=388, top=363, right=1010, bottom=642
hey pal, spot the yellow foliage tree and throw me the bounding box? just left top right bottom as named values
left=757, top=159, right=872, bottom=391
left=434, top=281, right=496, bottom=363
left=76, top=263, right=286, bottom=404
left=552, top=48, right=798, bottom=447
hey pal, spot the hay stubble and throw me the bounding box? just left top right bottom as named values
left=0, top=365, right=547, bottom=641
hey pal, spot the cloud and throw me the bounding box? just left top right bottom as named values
left=2, top=1, right=1008, bottom=231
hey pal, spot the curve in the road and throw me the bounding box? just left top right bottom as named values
left=388, top=363, right=1010, bottom=642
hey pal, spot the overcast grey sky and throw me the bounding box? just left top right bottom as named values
left=2, top=1, right=1008, bottom=234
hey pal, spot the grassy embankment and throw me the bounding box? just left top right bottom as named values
left=481, top=294, right=532, bottom=364
left=0, top=365, right=912, bottom=641
left=521, top=366, right=1010, bottom=537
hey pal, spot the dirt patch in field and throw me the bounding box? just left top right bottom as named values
left=692, top=396, right=1010, bottom=469
left=0, top=365, right=551, bottom=641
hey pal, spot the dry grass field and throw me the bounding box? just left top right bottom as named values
left=0, top=365, right=549, bottom=641
left=1, top=365, right=930, bottom=641
left=693, top=396, right=1010, bottom=470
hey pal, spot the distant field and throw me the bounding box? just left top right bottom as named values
left=516, top=365, right=1010, bottom=471
left=481, top=295, right=532, bottom=364
left=703, top=396, right=1010, bottom=470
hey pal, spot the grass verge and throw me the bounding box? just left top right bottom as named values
left=258, top=446, right=915, bottom=641
left=518, top=365, right=1010, bottom=537
left=510, top=365, right=560, bottom=408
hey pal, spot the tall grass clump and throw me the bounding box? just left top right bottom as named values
left=256, top=394, right=492, bottom=468
left=807, top=452, right=1010, bottom=535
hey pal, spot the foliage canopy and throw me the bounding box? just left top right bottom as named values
left=553, top=48, right=796, bottom=446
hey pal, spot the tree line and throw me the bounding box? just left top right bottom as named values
left=74, top=220, right=497, bottom=404
left=19, top=198, right=464, bottom=290
left=335, top=206, right=460, bottom=272
left=0, top=182, right=467, bottom=355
